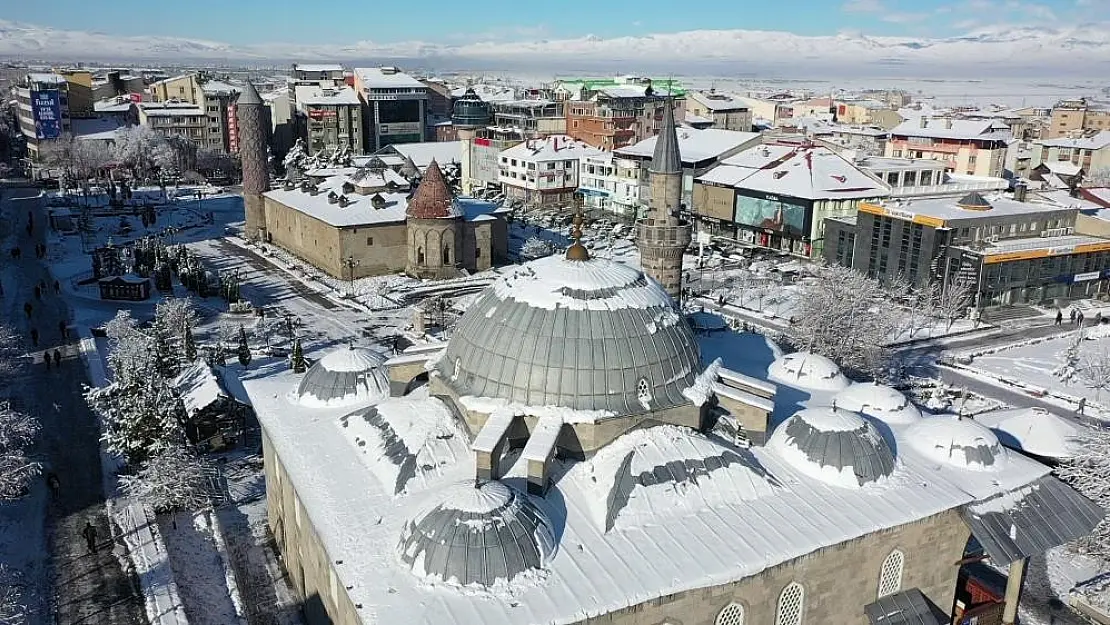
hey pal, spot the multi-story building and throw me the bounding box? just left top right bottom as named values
left=146, top=72, right=241, bottom=152
left=825, top=191, right=1110, bottom=304
left=686, top=91, right=752, bottom=132
left=138, top=101, right=207, bottom=144
left=835, top=99, right=903, bottom=129
left=563, top=80, right=684, bottom=150
left=54, top=69, right=94, bottom=119
left=353, top=67, right=428, bottom=151
left=291, top=64, right=345, bottom=85
left=1047, top=98, right=1110, bottom=139
left=15, top=72, right=72, bottom=160
left=815, top=124, right=889, bottom=156
left=263, top=90, right=295, bottom=161
left=886, top=117, right=1009, bottom=178
left=91, top=70, right=146, bottom=101
left=856, top=156, right=1008, bottom=199
left=1034, top=131, right=1110, bottom=175
left=498, top=135, right=602, bottom=207
left=294, top=85, right=364, bottom=154
left=693, top=144, right=889, bottom=257
left=490, top=100, right=565, bottom=138
left=737, top=95, right=798, bottom=127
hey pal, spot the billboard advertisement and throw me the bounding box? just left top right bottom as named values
left=31, top=90, right=62, bottom=140
left=734, top=193, right=808, bottom=238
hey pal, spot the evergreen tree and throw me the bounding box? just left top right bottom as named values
left=291, top=338, right=306, bottom=373
left=237, top=326, right=252, bottom=367
left=213, top=342, right=226, bottom=367
left=183, top=322, right=197, bottom=362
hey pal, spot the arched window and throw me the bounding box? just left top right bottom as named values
left=417, top=247, right=425, bottom=264
left=442, top=244, right=451, bottom=265
left=715, top=602, right=745, bottom=625
left=775, top=582, right=804, bottom=625
left=877, top=550, right=905, bottom=598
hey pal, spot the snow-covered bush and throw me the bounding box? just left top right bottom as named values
left=1058, top=426, right=1110, bottom=564
left=0, top=402, right=40, bottom=500
left=0, top=563, right=33, bottom=625
left=120, top=445, right=214, bottom=514
left=520, top=236, right=553, bottom=259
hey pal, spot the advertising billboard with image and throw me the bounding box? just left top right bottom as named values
left=31, top=90, right=62, bottom=140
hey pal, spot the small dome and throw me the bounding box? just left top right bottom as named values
left=296, top=346, right=389, bottom=408
left=398, top=481, right=556, bottom=587
left=834, top=383, right=921, bottom=424
left=768, top=352, right=850, bottom=392
left=768, top=407, right=896, bottom=488
left=906, top=416, right=1006, bottom=471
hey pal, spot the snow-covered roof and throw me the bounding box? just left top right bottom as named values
left=201, top=80, right=239, bottom=95
left=856, top=156, right=949, bottom=172
left=767, top=407, right=897, bottom=489
left=294, top=63, right=344, bottom=73
left=1040, top=161, right=1083, bottom=176
left=833, top=383, right=922, bottom=424
left=173, top=361, right=233, bottom=417
left=906, top=416, right=1006, bottom=472
left=865, top=194, right=1069, bottom=224
left=500, top=135, right=603, bottom=163
left=383, top=141, right=463, bottom=170
left=973, top=407, right=1082, bottom=460
left=354, top=67, right=425, bottom=90
left=295, top=85, right=361, bottom=107
left=684, top=112, right=714, bottom=125
left=296, top=346, right=390, bottom=408
left=1038, top=131, right=1110, bottom=151
left=720, top=143, right=797, bottom=169
left=890, top=118, right=1009, bottom=142
left=72, top=117, right=124, bottom=138
left=26, top=72, right=66, bottom=85
left=139, top=103, right=204, bottom=117
left=94, top=98, right=135, bottom=113
left=689, top=91, right=750, bottom=112
left=616, top=128, right=760, bottom=165
left=967, top=234, right=1108, bottom=256
left=245, top=331, right=1072, bottom=624
left=702, top=146, right=889, bottom=201
left=767, top=352, right=851, bottom=392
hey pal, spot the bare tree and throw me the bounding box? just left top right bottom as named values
left=0, top=402, right=40, bottom=500
left=40, top=134, right=112, bottom=199
left=1053, top=327, right=1086, bottom=385
left=1079, top=349, right=1110, bottom=401
left=0, top=564, right=33, bottom=625
left=1057, top=425, right=1110, bottom=563
left=119, top=445, right=214, bottom=514
left=930, top=278, right=976, bottom=332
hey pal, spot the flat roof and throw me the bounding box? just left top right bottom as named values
left=139, top=103, right=204, bottom=116
left=861, top=194, right=1072, bottom=225
left=858, top=157, right=948, bottom=172
left=296, top=85, right=361, bottom=106
left=890, top=118, right=1009, bottom=142
left=616, top=128, right=760, bottom=165
left=294, top=64, right=344, bottom=73
left=353, top=67, right=425, bottom=90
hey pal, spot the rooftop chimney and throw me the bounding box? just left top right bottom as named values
left=919, top=116, right=928, bottom=129
left=1014, top=181, right=1028, bottom=202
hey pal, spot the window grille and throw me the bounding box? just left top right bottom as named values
left=715, top=602, right=745, bottom=625
left=878, top=550, right=905, bottom=598
left=775, top=583, right=804, bottom=625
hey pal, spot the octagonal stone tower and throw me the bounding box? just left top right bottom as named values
left=237, top=81, right=270, bottom=241
left=406, top=159, right=464, bottom=280
left=635, top=99, right=691, bottom=299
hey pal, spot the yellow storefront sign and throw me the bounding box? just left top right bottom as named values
left=858, top=202, right=946, bottom=228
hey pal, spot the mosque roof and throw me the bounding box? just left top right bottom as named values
left=295, top=345, right=389, bottom=408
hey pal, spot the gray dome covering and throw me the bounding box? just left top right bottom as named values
left=768, top=407, right=897, bottom=488
left=398, top=481, right=556, bottom=587
left=439, top=255, right=701, bottom=415
left=296, top=346, right=389, bottom=407
left=906, top=416, right=1006, bottom=471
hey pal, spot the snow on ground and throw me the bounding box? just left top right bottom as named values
left=159, top=509, right=245, bottom=625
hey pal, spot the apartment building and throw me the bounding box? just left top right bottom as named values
left=15, top=73, right=72, bottom=160
left=1047, top=99, right=1110, bottom=139
left=686, top=91, right=753, bottom=132
left=291, top=64, right=345, bottom=85
left=91, top=70, right=146, bottom=101
left=886, top=117, right=1009, bottom=178
left=834, top=100, right=903, bottom=129
left=856, top=156, right=1008, bottom=199
left=736, top=95, right=798, bottom=127
left=294, top=85, right=364, bottom=154
left=1034, top=131, right=1110, bottom=175
left=55, top=69, right=94, bottom=118
left=563, top=79, right=683, bottom=150
left=498, top=135, right=602, bottom=207
left=490, top=100, right=565, bottom=138
left=353, top=67, right=428, bottom=151
left=146, top=73, right=241, bottom=152
left=138, top=101, right=207, bottom=143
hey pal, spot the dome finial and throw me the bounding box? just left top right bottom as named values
left=565, top=210, right=590, bottom=261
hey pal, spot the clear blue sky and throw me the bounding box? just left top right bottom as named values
left=15, top=0, right=1105, bottom=44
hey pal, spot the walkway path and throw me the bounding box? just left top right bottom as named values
left=3, top=184, right=147, bottom=625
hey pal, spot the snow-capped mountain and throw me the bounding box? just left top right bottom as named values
left=2, top=19, right=1110, bottom=78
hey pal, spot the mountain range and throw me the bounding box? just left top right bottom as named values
left=2, top=19, right=1110, bottom=78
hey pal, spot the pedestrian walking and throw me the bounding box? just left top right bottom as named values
left=44, top=351, right=51, bottom=369
left=1070, top=309, right=1078, bottom=324
left=53, top=348, right=61, bottom=365
left=46, top=473, right=60, bottom=498
left=23, top=302, right=32, bottom=318
left=30, top=328, right=38, bottom=347
left=53, top=280, right=60, bottom=295
left=58, top=320, right=67, bottom=339
left=1056, top=310, right=1064, bottom=326
left=82, top=520, right=98, bottom=553
left=1078, top=396, right=1088, bottom=416
left=1079, top=311, right=1086, bottom=326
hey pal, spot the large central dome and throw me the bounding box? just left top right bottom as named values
left=439, top=255, right=700, bottom=415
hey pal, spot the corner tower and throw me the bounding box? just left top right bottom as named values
left=406, top=159, right=464, bottom=280
left=237, top=81, right=270, bottom=241
left=635, top=99, right=691, bottom=299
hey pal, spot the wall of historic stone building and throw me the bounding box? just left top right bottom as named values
left=337, top=222, right=409, bottom=279
left=650, top=170, right=683, bottom=215
left=407, top=218, right=465, bottom=279
left=463, top=221, right=494, bottom=273
left=575, top=508, right=970, bottom=625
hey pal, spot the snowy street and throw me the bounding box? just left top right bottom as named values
left=0, top=183, right=146, bottom=625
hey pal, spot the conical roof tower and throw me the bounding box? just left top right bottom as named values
left=650, top=100, right=682, bottom=177
left=406, top=159, right=459, bottom=219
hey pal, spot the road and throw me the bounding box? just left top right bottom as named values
left=3, top=184, right=146, bottom=625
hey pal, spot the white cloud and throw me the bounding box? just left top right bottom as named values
left=842, top=0, right=885, bottom=12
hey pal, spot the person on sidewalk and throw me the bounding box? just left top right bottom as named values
left=47, top=473, right=59, bottom=498
left=1079, top=397, right=1087, bottom=417
left=30, top=328, right=38, bottom=347
left=1078, top=311, right=1086, bottom=326
left=82, top=520, right=98, bottom=553
left=1056, top=310, right=1064, bottom=326
left=53, top=280, right=59, bottom=295
left=1070, top=309, right=1078, bottom=324
left=58, top=321, right=67, bottom=340
left=53, top=348, right=61, bottom=365
left=43, top=351, right=51, bottom=369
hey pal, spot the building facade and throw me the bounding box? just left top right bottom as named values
left=564, top=82, right=684, bottom=150
left=1048, top=99, right=1110, bottom=139
left=886, top=117, right=1009, bottom=178
left=498, top=135, right=602, bottom=207
left=295, top=86, right=365, bottom=154
left=1034, top=132, right=1110, bottom=175
left=146, top=72, right=241, bottom=152
left=352, top=67, right=427, bottom=151
left=138, top=102, right=207, bottom=144
left=15, top=72, right=72, bottom=160
left=686, top=91, right=753, bottom=132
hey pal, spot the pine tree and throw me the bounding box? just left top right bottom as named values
left=236, top=326, right=252, bottom=367
left=291, top=338, right=306, bottom=373
left=183, top=322, right=197, bottom=362
left=214, top=343, right=226, bottom=367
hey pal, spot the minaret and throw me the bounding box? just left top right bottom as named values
left=237, top=81, right=270, bottom=241
left=635, top=99, right=691, bottom=300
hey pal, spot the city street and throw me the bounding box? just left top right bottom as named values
left=1, top=184, right=146, bottom=625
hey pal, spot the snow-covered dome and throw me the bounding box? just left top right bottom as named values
left=974, top=407, right=1082, bottom=460
left=906, top=415, right=1006, bottom=471
left=833, top=383, right=922, bottom=424
left=767, top=352, right=850, bottom=392
left=438, top=254, right=701, bottom=415
left=295, top=346, right=389, bottom=408
left=397, top=480, right=556, bottom=587
left=768, top=407, right=896, bottom=488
